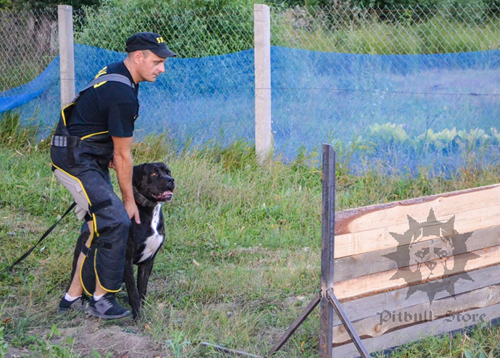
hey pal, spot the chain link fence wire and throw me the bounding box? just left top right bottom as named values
left=272, top=5, right=500, bottom=54
left=72, top=5, right=255, bottom=148
left=270, top=4, right=500, bottom=173
left=0, top=8, right=60, bottom=121
left=2, top=4, right=500, bottom=174
left=0, top=8, right=58, bottom=92
left=74, top=5, right=254, bottom=57
left=1, top=6, right=256, bottom=148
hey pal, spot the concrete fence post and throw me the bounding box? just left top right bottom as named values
left=254, top=4, right=272, bottom=164
left=58, top=4, right=75, bottom=108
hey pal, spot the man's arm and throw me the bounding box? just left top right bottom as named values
left=112, top=136, right=140, bottom=224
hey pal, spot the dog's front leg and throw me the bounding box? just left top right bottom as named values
left=137, top=259, right=154, bottom=302
left=124, top=236, right=141, bottom=319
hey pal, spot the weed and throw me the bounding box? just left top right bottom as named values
left=92, top=349, right=113, bottom=358
left=0, top=110, right=42, bottom=151
left=166, top=330, right=191, bottom=358
left=0, top=325, right=8, bottom=357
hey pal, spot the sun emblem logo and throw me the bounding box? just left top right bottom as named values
left=383, top=208, right=479, bottom=302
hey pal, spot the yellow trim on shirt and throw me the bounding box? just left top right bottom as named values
left=81, top=131, right=109, bottom=140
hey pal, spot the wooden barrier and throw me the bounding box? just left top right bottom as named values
left=331, top=184, right=500, bottom=356
left=202, top=146, right=499, bottom=358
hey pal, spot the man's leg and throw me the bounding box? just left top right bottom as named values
left=66, top=221, right=94, bottom=298
left=54, top=167, right=131, bottom=318
left=54, top=169, right=91, bottom=313
left=75, top=168, right=131, bottom=319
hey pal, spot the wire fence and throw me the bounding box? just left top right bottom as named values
left=2, top=4, right=500, bottom=173
left=0, top=8, right=58, bottom=92
left=71, top=6, right=256, bottom=148
left=74, top=6, right=254, bottom=58
left=267, top=5, right=500, bottom=173
left=4, top=4, right=500, bottom=91
left=271, top=5, right=500, bottom=53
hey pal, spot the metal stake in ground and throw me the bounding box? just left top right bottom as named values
left=320, top=144, right=369, bottom=358
left=200, top=342, right=263, bottom=358
left=320, top=144, right=335, bottom=357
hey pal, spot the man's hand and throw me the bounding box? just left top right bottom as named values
left=112, top=136, right=140, bottom=224
left=124, top=199, right=140, bottom=224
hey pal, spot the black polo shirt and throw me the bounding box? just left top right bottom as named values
left=67, top=61, right=139, bottom=138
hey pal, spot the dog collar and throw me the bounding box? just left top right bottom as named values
left=133, top=186, right=158, bottom=209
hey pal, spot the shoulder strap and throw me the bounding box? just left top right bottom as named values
left=83, top=73, right=135, bottom=91
left=71, top=74, right=135, bottom=103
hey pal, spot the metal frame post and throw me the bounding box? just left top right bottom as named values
left=320, top=144, right=335, bottom=357
left=327, top=290, right=370, bottom=357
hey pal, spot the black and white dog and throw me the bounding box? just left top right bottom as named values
left=70, top=162, right=175, bottom=318
left=124, top=162, right=175, bottom=318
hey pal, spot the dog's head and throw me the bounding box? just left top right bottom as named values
left=133, top=162, right=175, bottom=204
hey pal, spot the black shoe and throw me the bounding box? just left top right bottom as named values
left=87, top=293, right=131, bottom=320
left=57, top=296, right=86, bottom=314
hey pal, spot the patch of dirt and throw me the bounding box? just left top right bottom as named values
left=6, top=347, right=35, bottom=358
left=6, top=316, right=166, bottom=358
left=59, top=322, right=164, bottom=358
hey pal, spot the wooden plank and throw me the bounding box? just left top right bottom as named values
left=336, top=183, right=500, bottom=235
left=332, top=302, right=500, bottom=358
left=334, top=225, right=500, bottom=282
left=335, top=204, right=500, bottom=258
left=333, top=264, right=500, bottom=326
left=334, top=245, right=500, bottom=300
left=333, top=284, right=500, bottom=344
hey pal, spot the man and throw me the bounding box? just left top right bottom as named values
left=50, top=32, right=176, bottom=319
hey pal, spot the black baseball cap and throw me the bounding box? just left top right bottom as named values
left=125, top=32, right=176, bottom=58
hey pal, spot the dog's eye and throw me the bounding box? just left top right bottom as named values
left=150, top=173, right=158, bottom=177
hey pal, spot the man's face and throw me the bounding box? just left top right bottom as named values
left=137, top=50, right=166, bottom=82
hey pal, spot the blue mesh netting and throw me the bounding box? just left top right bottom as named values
left=271, top=47, right=500, bottom=174
left=0, top=44, right=255, bottom=148
left=2, top=43, right=500, bottom=174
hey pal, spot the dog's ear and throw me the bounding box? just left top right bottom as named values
left=132, top=164, right=144, bottom=187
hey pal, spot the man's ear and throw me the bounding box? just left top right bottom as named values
left=132, top=50, right=144, bottom=64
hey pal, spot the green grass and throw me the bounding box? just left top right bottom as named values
left=0, top=116, right=499, bottom=357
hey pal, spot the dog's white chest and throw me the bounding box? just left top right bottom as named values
left=138, top=204, right=164, bottom=263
